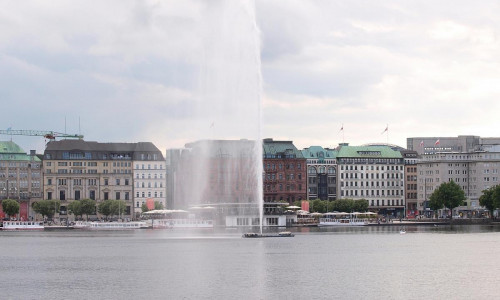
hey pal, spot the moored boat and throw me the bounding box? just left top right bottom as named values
left=319, top=212, right=369, bottom=226
left=151, top=219, right=214, bottom=229
left=1, top=221, right=44, bottom=230
left=242, top=231, right=294, bottom=238
left=74, top=221, right=149, bottom=230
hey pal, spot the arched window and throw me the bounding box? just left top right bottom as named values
left=308, top=167, right=317, bottom=175
left=328, top=167, right=336, bottom=174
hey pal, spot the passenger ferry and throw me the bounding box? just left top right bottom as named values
left=1, top=221, right=44, bottom=230
left=74, top=221, right=149, bottom=230
left=318, top=212, right=369, bottom=226
left=151, top=219, right=214, bottom=229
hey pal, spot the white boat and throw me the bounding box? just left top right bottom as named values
left=318, top=212, right=369, bottom=226
left=74, top=221, right=149, bottom=230
left=2, top=221, right=44, bottom=230
left=151, top=219, right=214, bottom=229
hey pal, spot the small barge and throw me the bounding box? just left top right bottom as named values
left=242, top=231, right=294, bottom=238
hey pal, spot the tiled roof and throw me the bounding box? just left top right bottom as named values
left=337, top=145, right=402, bottom=158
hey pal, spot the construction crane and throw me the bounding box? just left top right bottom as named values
left=0, top=129, right=84, bottom=141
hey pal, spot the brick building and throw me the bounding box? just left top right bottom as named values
left=263, top=139, right=306, bottom=204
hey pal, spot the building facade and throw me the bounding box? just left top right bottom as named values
left=43, top=140, right=165, bottom=221
left=407, top=135, right=500, bottom=155
left=337, top=145, right=405, bottom=217
left=301, top=146, right=337, bottom=201
left=0, top=141, right=42, bottom=220
left=401, top=150, right=419, bottom=218
left=417, top=149, right=500, bottom=216
left=132, top=146, right=166, bottom=217
left=263, top=139, right=307, bottom=204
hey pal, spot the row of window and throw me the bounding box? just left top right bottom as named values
left=135, top=173, right=164, bottom=179
left=369, top=199, right=404, bottom=206
left=264, top=184, right=303, bottom=192
left=341, top=189, right=402, bottom=197
left=264, top=173, right=303, bottom=181
left=264, top=163, right=303, bottom=170
left=341, top=164, right=403, bottom=171
left=0, top=162, right=40, bottom=168
left=135, top=181, right=164, bottom=188
left=308, top=167, right=336, bottom=174
left=341, top=172, right=401, bottom=179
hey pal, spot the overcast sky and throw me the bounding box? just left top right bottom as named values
left=2, top=0, right=500, bottom=153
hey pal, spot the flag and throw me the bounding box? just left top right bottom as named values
left=210, top=122, right=214, bottom=128
left=339, top=124, right=344, bottom=132
left=381, top=125, right=388, bottom=134
left=435, top=139, right=440, bottom=146
left=419, top=140, right=424, bottom=147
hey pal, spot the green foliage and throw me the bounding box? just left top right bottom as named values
left=98, top=199, right=126, bottom=219
left=141, top=203, right=149, bottom=213
left=98, top=200, right=112, bottom=219
left=154, top=201, right=164, bottom=210
left=80, top=199, right=96, bottom=220
left=306, top=198, right=369, bottom=213
left=480, top=185, right=500, bottom=218
left=293, top=200, right=302, bottom=208
left=33, top=200, right=60, bottom=219
left=311, top=199, right=326, bottom=213
left=68, top=201, right=83, bottom=218
left=429, top=181, right=466, bottom=217
left=2, top=199, right=19, bottom=217
left=110, top=200, right=126, bottom=217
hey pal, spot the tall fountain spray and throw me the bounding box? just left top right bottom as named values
left=173, top=0, right=264, bottom=233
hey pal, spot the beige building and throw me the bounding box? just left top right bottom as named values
left=43, top=140, right=165, bottom=221
left=337, top=145, right=405, bottom=217
left=417, top=149, right=500, bottom=216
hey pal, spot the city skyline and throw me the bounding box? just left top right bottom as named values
left=3, top=1, right=500, bottom=153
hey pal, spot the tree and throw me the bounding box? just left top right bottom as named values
left=311, top=199, right=326, bottom=213
left=110, top=200, right=126, bottom=219
left=429, top=181, right=466, bottom=218
left=480, top=185, right=500, bottom=218
left=98, top=200, right=112, bottom=220
left=33, top=200, right=60, bottom=219
left=2, top=199, right=19, bottom=218
left=68, top=201, right=83, bottom=219
left=154, top=201, right=164, bottom=210
left=141, top=203, right=149, bottom=213
left=353, top=199, right=369, bottom=212
left=80, top=199, right=96, bottom=220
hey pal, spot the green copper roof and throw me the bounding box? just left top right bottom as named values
left=0, top=141, right=41, bottom=161
left=301, top=146, right=337, bottom=160
left=336, top=145, right=402, bottom=158
left=263, top=139, right=304, bottom=158
left=0, top=141, right=24, bottom=154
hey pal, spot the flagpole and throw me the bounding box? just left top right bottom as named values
left=386, top=124, right=389, bottom=145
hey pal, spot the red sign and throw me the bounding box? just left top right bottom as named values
left=20, top=202, right=28, bottom=221
left=301, top=200, right=309, bottom=212
left=146, top=198, right=155, bottom=210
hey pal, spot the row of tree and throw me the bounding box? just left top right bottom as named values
left=293, top=198, right=369, bottom=213
left=1, top=198, right=167, bottom=221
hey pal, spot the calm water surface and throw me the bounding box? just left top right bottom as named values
left=1, top=225, right=499, bottom=300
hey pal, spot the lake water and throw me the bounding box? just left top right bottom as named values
left=1, top=225, right=499, bottom=300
